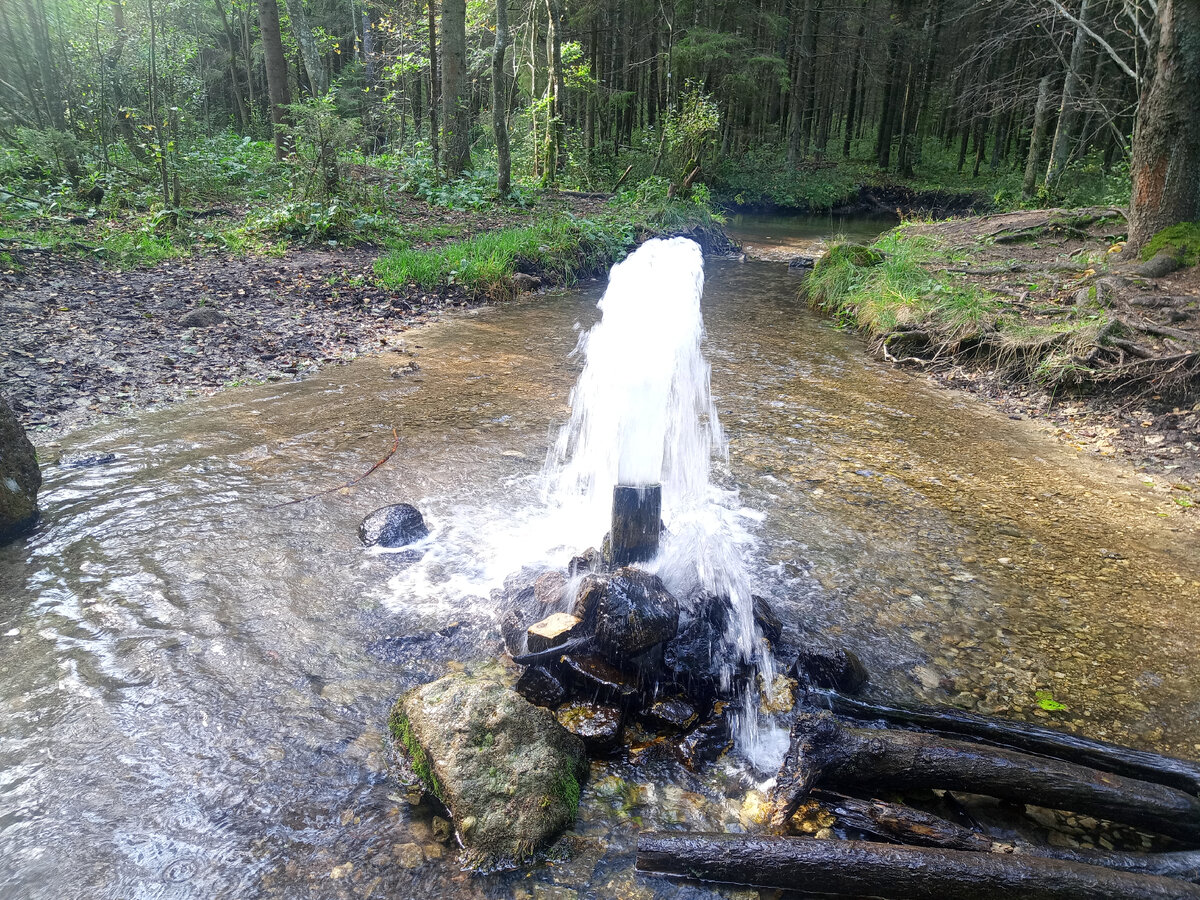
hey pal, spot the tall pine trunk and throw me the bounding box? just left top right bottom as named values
left=284, top=0, right=328, bottom=95
left=1044, top=0, right=1091, bottom=190
left=1022, top=73, right=1053, bottom=197
left=257, top=0, right=293, bottom=158
left=492, top=0, right=511, bottom=195
left=440, top=0, right=470, bottom=174
left=1127, top=0, right=1200, bottom=250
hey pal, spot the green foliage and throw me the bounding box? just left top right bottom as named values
left=662, top=80, right=721, bottom=177
left=1035, top=690, right=1068, bottom=712
left=710, top=146, right=863, bottom=209
left=1141, top=222, right=1200, bottom=266
left=246, top=199, right=353, bottom=242
left=281, top=95, right=363, bottom=200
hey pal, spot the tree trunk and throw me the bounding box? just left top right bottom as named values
left=636, top=833, right=1200, bottom=900
left=492, top=0, right=510, bottom=196
left=440, top=0, right=470, bottom=175
left=544, top=0, right=565, bottom=181
left=213, top=0, right=249, bottom=128
left=1045, top=0, right=1092, bottom=190
left=1022, top=73, right=1054, bottom=195
left=257, top=0, right=293, bottom=158
left=427, top=0, right=440, bottom=173
left=284, top=0, right=328, bottom=95
left=1127, top=0, right=1200, bottom=251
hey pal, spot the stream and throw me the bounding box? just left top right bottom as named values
left=2, top=217, right=1199, bottom=899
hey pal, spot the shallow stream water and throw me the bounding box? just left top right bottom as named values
left=2, top=235, right=1199, bottom=898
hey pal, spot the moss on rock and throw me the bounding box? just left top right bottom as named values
left=389, top=670, right=588, bottom=869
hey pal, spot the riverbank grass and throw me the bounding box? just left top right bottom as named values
left=806, top=226, right=1112, bottom=386
left=373, top=197, right=726, bottom=296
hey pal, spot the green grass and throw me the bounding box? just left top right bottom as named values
left=373, top=193, right=723, bottom=296
left=374, top=215, right=635, bottom=294
left=807, top=227, right=996, bottom=342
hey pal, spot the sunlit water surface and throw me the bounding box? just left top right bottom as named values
left=2, top=249, right=1198, bottom=899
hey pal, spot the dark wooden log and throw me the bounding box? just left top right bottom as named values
left=812, top=790, right=1200, bottom=883
left=770, top=712, right=1200, bottom=843
left=636, top=833, right=1200, bottom=899
left=816, top=693, right=1200, bottom=796
left=610, top=484, right=660, bottom=566
left=812, top=790, right=994, bottom=852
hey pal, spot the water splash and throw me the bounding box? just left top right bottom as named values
left=544, top=237, right=774, bottom=754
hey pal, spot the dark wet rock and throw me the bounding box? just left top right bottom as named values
left=431, top=815, right=453, bottom=843
left=389, top=670, right=587, bottom=868
left=559, top=653, right=641, bottom=704
left=639, top=696, right=699, bottom=732
left=788, top=256, right=816, bottom=271
left=791, top=644, right=870, bottom=693
left=533, top=570, right=569, bottom=611
left=571, top=573, right=607, bottom=622
left=593, top=567, right=679, bottom=663
left=1134, top=251, right=1181, bottom=279
left=0, top=393, right=41, bottom=543
left=501, top=606, right=530, bottom=657
left=515, top=665, right=569, bottom=709
left=526, top=612, right=582, bottom=654
left=358, top=503, right=429, bottom=548
left=59, top=451, right=117, bottom=469
left=556, top=700, right=624, bottom=750
left=567, top=548, right=603, bottom=578
left=677, top=702, right=733, bottom=771
left=753, top=595, right=784, bottom=644
left=510, top=272, right=542, bottom=293
left=179, top=306, right=226, bottom=328
left=662, top=595, right=732, bottom=701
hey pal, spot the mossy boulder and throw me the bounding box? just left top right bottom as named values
left=389, top=670, right=588, bottom=868
left=818, top=242, right=886, bottom=270
left=0, top=394, right=41, bottom=544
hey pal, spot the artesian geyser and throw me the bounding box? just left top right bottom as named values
left=545, top=236, right=776, bottom=756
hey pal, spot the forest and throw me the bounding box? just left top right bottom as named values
left=0, top=0, right=1196, bottom=259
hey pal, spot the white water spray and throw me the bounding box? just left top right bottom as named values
left=544, top=237, right=776, bottom=759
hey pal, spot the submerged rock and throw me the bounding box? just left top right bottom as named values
left=389, top=671, right=587, bottom=868
left=788, top=256, right=817, bottom=271
left=555, top=700, right=624, bottom=750
left=0, top=394, right=41, bottom=544
left=791, top=644, right=869, bottom=693
left=359, top=503, right=429, bottom=548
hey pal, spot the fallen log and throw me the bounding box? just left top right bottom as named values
left=816, top=693, right=1200, bottom=796
left=812, top=791, right=1200, bottom=883
left=635, top=833, right=1200, bottom=899
left=770, top=711, right=1200, bottom=843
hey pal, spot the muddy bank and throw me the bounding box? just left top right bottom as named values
left=804, top=208, right=1200, bottom=483
left=1, top=192, right=723, bottom=442
left=724, top=183, right=986, bottom=220
left=1, top=246, right=463, bottom=440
